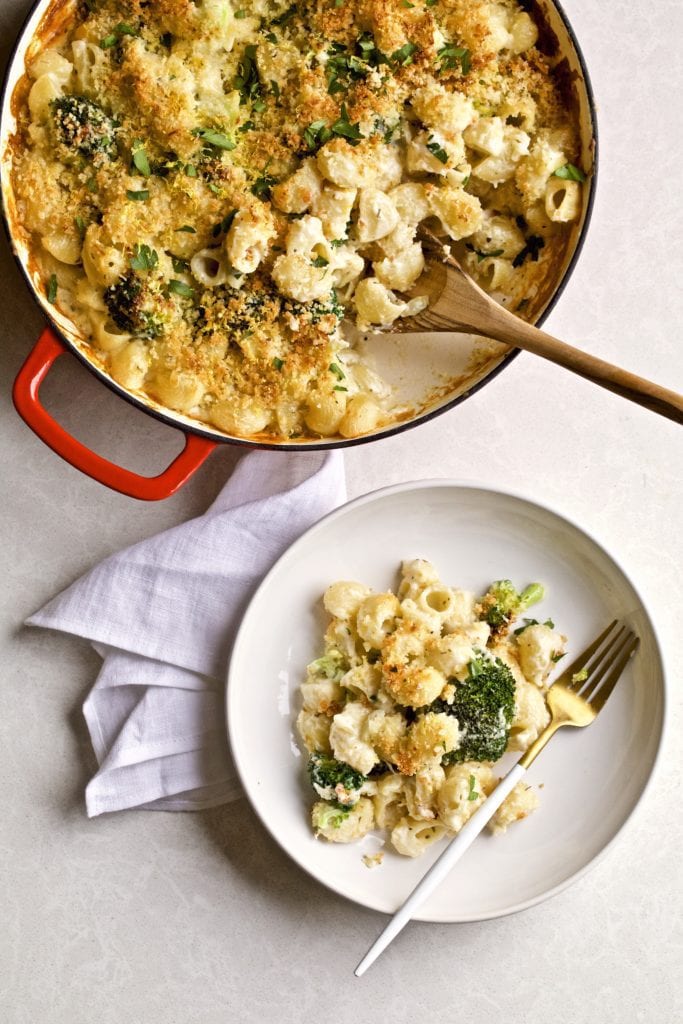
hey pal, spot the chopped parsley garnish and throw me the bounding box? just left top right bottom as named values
left=554, top=162, right=586, bottom=182
left=426, top=137, right=448, bottom=164
left=329, top=362, right=345, bottom=380
left=572, top=668, right=589, bottom=685
left=270, top=80, right=280, bottom=99
left=272, top=356, right=285, bottom=371
left=401, top=0, right=415, bottom=6
left=74, top=215, right=87, bottom=237
left=436, top=43, right=471, bottom=74
left=312, top=255, right=329, bottom=268
left=126, top=189, right=149, bottom=201
left=131, top=139, right=151, bottom=177
left=171, top=255, right=189, bottom=274
left=467, top=774, right=479, bottom=801
left=212, top=210, right=237, bottom=237
left=304, top=119, right=332, bottom=149
left=333, top=385, right=348, bottom=392
left=512, top=234, right=545, bottom=267
left=100, top=22, right=137, bottom=49
left=251, top=171, right=277, bottom=199
left=130, top=244, right=158, bottom=272
left=466, top=243, right=504, bottom=262
left=46, top=274, right=58, bottom=304
left=330, top=103, right=363, bottom=143
left=551, top=652, right=566, bottom=663
left=390, top=42, right=418, bottom=66
left=264, top=31, right=278, bottom=43
left=330, top=238, right=345, bottom=247
left=233, top=44, right=263, bottom=108
left=234, top=8, right=247, bottom=17
left=168, top=279, right=194, bottom=297
left=513, top=617, right=555, bottom=635
left=176, top=225, right=196, bottom=233
left=185, top=163, right=198, bottom=177
left=425, top=0, right=438, bottom=6
left=271, top=4, right=297, bottom=26
left=194, top=128, right=236, bottom=150
left=304, top=105, right=364, bottom=150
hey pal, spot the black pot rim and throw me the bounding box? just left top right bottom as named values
left=0, top=0, right=598, bottom=453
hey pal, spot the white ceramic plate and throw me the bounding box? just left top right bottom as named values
left=227, top=483, right=666, bottom=921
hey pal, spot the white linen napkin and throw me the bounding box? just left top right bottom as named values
left=26, top=450, right=347, bottom=817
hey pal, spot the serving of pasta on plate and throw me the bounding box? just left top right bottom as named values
left=10, top=0, right=586, bottom=440
left=297, top=559, right=567, bottom=858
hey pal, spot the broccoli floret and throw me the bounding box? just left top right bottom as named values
left=104, top=274, right=164, bottom=338
left=477, top=580, right=544, bottom=633
left=308, top=650, right=348, bottom=682
left=311, top=802, right=351, bottom=832
left=307, top=752, right=365, bottom=806
left=437, top=653, right=516, bottom=764
left=51, top=95, right=119, bottom=161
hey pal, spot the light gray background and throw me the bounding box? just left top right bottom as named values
left=1, top=1, right=682, bottom=1021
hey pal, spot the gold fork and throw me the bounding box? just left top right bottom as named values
left=354, top=619, right=639, bottom=977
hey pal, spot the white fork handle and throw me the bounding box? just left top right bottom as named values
left=354, top=761, right=527, bottom=977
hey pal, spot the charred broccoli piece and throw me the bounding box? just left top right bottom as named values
left=51, top=95, right=119, bottom=161
left=307, top=752, right=365, bottom=807
left=477, top=580, right=544, bottom=633
left=104, top=274, right=164, bottom=338
left=437, top=653, right=516, bottom=764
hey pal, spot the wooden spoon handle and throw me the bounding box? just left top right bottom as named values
left=491, top=316, right=683, bottom=425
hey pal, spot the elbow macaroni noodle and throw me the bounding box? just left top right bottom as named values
left=298, top=560, right=567, bottom=857
left=10, top=0, right=585, bottom=440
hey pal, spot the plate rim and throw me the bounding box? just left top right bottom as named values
left=226, top=479, right=668, bottom=922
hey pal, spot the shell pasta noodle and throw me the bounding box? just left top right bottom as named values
left=11, top=0, right=586, bottom=440
left=297, top=561, right=568, bottom=857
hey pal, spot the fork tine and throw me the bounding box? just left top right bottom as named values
left=585, top=632, right=639, bottom=712
left=559, top=620, right=619, bottom=690
left=575, top=625, right=631, bottom=698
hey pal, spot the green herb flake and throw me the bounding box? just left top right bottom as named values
left=171, top=255, right=189, bottom=274
left=126, top=189, right=149, bottom=201
left=467, top=774, right=479, bottom=801
left=185, top=163, right=198, bottom=177
left=270, top=80, right=280, bottom=99
left=251, top=171, right=277, bottom=199
left=551, top=652, right=566, bottom=663
left=554, top=163, right=586, bottom=182
left=303, top=119, right=332, bottom=150
left=333, top=385, right=348, bottom=392
left=130, top=243, right=159, bottom=272
left=74, top=215, right=87, bottom=237
left=329, top=362, right=345, bottom=380
left=401, top=0, right=415, bottom=6
left=131, top=139, right=151, bottom=177
left=572, top=667, right=589, bottom=685
left=272, top=357, right=285, bottom=371
left=331, top=103, right=363, bottom=144
left=194, top=128, right=236, bottom=151
left=265, top=31, right=278, bottom=43
left=312, top=255, right=329, bottom=268
left=207, top=182, right=222, bottom=195
left=271, top=4, right=297, bottom=26
left=330, top=238, right=345, bottom=247
left=436, top=43, right=470, bottom=74
left=212, top=210, right=237, bottom=237
left=426, top=137, right=448, bottom=164
left=100, top=34, right=118, bottom=49
left=168, top=279, right=195, bottom=297
left=425, top=0, right=438, bottom=6
left=46, top=274, right=58, bottom=305
left=390, top=42, right=418, bottom=66
left=176, top=225, right=196, bottom=233
left=234, top=9, right=247, bottom=17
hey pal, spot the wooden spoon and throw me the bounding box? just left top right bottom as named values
left=400, top=231, right=683, bottom=424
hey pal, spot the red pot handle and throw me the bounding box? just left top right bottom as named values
left=13, top=328, right=218, bottom=501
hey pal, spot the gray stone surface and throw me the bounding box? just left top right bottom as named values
left=0, top=1, right=681, bottom=1020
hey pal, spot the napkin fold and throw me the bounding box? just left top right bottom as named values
left=27, top=450, right=347, bottom=817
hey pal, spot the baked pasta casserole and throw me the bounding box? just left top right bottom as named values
left=10, top=0, right=586, bottom=440
left=297, top=560, right=567, bottom=857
